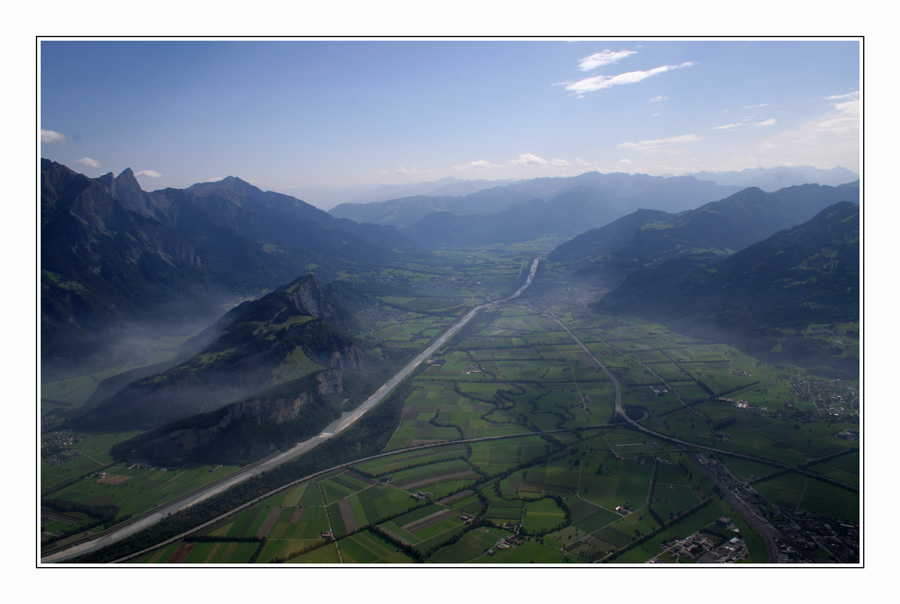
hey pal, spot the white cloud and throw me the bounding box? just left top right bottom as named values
left=550, top=158, right=571, bottom=166
left=511, top=153, right=548, bottom=166
left=650, top=96, right=668, bottom=102
left=618, top=134, right=704, bottom=155
left=454, top=159, right=495, bottom=171
left=829, top=91, right=860, bottom=123
left=743, top=103, right=770, bottom=110
left=75, top=157, right=101, bottom=169
left=754, top=95, right=859, bottom=170
left=713, top=116, right=775, bottom=131
left=41, top=129, right=66, bottom=145
left=136, top=169, right=163, bottom=178
left=564, top=62, right=695, bottom=96
left=815, top=96, right=860, bottom=140
left=826, top=91, right=859, bottom=101
left=578, top=49, right=637, bottom=71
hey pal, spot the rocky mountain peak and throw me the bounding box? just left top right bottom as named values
left=110, top=167, right=149, bottom=216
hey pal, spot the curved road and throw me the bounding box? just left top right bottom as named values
left=42, top=258, right=541, bottom=564
left=548, top=312, right=783, bottom=561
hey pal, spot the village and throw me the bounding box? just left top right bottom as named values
left=40, top=429, right=82, bottom=465
left=652, top=516, right=749, bottom=563
left=791, top=378, right=859, bottom=423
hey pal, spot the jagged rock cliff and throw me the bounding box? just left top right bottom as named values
left=76, top=273, right=367, bottom=432
left=112, top=369, right=345, bottom=465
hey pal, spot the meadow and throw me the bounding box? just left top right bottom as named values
left=50, top=248, right=858, bottom=564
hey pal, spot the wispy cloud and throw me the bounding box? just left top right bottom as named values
left=828, top=91, right=860, bottom=116
left=755, top=92, right=859, bottom=169
left=452, top=154, right=598, bottom=179
left=573, top=157, right=595, bottom=169
left=712, top=117, right=776, bottom=131
left=76, top=157, right=101, bottom=169
left=511, top=153, right=548, bottom=167
left=136, top=169, right=163, bottom=178
left=618, top=133, right=704, bottom=155
left=577, top=49, right=637, bottom=71
left=41, top=129, right=66, bottom=145
left=563, top=62, right=695, bottom=96
left=375, top=165, right=442, bottom=183
left=454, top=159, right=495, bottom=171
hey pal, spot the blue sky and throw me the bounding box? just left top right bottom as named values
left=40, top=38, right=860, bottom=206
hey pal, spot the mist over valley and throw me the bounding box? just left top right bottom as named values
left=39, top=38, right=862, bottom=569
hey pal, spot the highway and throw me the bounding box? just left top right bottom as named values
left=42, top=258, right=541, bottom=564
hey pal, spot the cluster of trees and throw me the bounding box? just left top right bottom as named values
left=42, top=499, right=120, bottom=546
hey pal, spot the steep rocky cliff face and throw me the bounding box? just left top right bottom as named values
left=76, top=273, right=367, bottom=432
left=216, top=369, right=343, bottom=426
left=113, top=369, right=345, bottom=465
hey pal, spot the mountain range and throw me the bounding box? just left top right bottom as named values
left=291, top=176, right=516, bottom=210
left=684, top=165, right=859, bottom=191
left=330, top=171, right=744, bottom=233
left=325, top=165, right=858, bottom=219
left=40, top=159, right=421, bottom=380
left=42, top=158, right=862, bottom=463
left=548, top=181, right=860, bottom=287
left=595, top=201, right=860, bottom=377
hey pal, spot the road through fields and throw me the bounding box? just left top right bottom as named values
left=42, top=258, right=541, bottom=564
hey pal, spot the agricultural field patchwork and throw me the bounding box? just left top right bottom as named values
left=48, top=251, right=859, bottom=565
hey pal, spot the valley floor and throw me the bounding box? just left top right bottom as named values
left=40, top=246, right=859, bottom=565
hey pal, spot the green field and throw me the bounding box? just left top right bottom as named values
left=46, top=250, right=859, bottom=565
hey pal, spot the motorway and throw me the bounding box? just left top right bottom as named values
left=42, top=258, right=541, bottom=564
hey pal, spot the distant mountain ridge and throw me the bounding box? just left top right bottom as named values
left=397, top=172, right=737, bottom=248
left=328, top=166, right=858, bottom=233
left=334, top=176, right=517, bottom=206
left=683, top=165, right=859, bottom=191
left=548, top=181, right=860, bottom=287
left=330, top=171, right=744, bottom=231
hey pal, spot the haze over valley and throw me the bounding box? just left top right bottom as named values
left=39, top=38, right=862, bottom=570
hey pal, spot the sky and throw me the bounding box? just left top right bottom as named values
left=40, top=38, right=860, bottom=207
